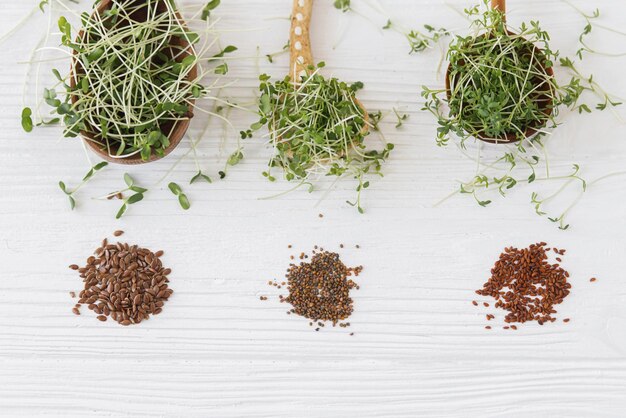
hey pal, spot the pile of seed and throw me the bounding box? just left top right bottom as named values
left=269, top=248, right=362, bottom=330
left=70, top=234, right=173, bottom=326
left=475, top=242, right=571, bottom=327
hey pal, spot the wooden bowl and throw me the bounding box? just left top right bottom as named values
left=69, top=0, right=197, bottom=165
left=444, top=32, right=554, bottom=144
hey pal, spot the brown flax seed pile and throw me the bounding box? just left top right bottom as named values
left=70, top=235, right=173, bottom=326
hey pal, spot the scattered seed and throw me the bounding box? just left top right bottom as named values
left=69, top=291, right=76, bottom=298
left=476, top=242, right=572, bottom=328
left=72, top=307, right=80, bottom=315
left=69, top=264, right=79, bottom=270
left=113, top=230, right=124, bottom=237
left=590, top=277, right=597, bottom=283
left=267, top=248, right=362, bottom=331
left=563, top=318, right=570, bottom=323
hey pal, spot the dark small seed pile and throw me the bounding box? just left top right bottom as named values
left=70, top=236, right=173, bottom=326
left=475, top=242, right=571, bottom=327
left=271, top=249, right=362, bottom=330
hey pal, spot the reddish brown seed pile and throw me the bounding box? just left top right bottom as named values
left=271, top=249, right=362, bottom=330
left=70, top=237, right=173, bottom=326
left=475, top=242, right=571, bottom=326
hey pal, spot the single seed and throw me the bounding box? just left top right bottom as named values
left=72, top=307, right=80, bottom=315
left=590, top=277, right=597, bottom=282
left=69, top=264, right=79, bottom=270
left=113, top=230, right=124, bottom=237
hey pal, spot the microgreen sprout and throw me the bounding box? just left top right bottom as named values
left=168, top=182, right=190, bottom=210
left=392, top=108, right=409, bottom=129
left=561, top=2, right=626, bottom=59
left=266, top=41, right=290, bottom=64
left=58, top=161, right=108, bottom=209
left=383, top=20, right=449, bottom=54
left=251, top=63, right=393, bottom=213
left=424, top=1, right=622, bottom=228
left=190, top=171, right=212, bottom=185
left=114, top=174, right=148, bottom=219
left=334, top=0, right=351, bottom=13
left=201, top=0, right=221, bottom=21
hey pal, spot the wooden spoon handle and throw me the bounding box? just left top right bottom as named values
left=289, top=0, right=315, bottom=81
left=491, top=0, right=506, bottom=16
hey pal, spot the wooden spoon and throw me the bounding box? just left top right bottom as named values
left=288, top=0, right=369, bottom=132
left=445, top=0, right=554, bottom=144
left=491, top=0, right=506, bottom=20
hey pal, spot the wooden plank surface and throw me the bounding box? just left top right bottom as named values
left=1, top=0, right=625, bottom=416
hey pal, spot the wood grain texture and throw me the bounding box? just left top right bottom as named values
left=1, top=0, right=626, bottom=417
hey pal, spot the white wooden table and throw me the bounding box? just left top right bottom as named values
left=1, top=0, right=626, bottom=416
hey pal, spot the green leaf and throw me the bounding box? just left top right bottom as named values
left=51, top=69, right=63, bottom=82
left=334, top=0, right=351, bottom=12
left=168, top=182, right=182, bottom=195
left=59, top=181, right=67, bottom=194
left=21, top=107, right=33, bottom=132
left=116, top=203, right=127, bottom=219
left=129, top=186, right=147, bottom=194
left=201, top=0, right=220, bottom=20
left=214, top=63, right=228, bottom=75
left=178, top=193, right=190, bottom=210
left=227, top=150, right=243, bottom=166
left=81, top=77, right=89, bottom=94
left=127, top=193, right=144, bottom=205
left=124, top=173, right=134, bottom=187
left=68, top=195, right=76, bottom=210
left=190, top=171, right=212, bottom=184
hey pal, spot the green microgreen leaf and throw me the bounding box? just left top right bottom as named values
left=21, top=107, right=33, bottom=132
left=201, top=0, right=220, bottom=21
left=190, top=171, right=212, bottom=184
left=168, top=182, right=190, bottom=210
left=334, top=0, right=351, bottom=12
